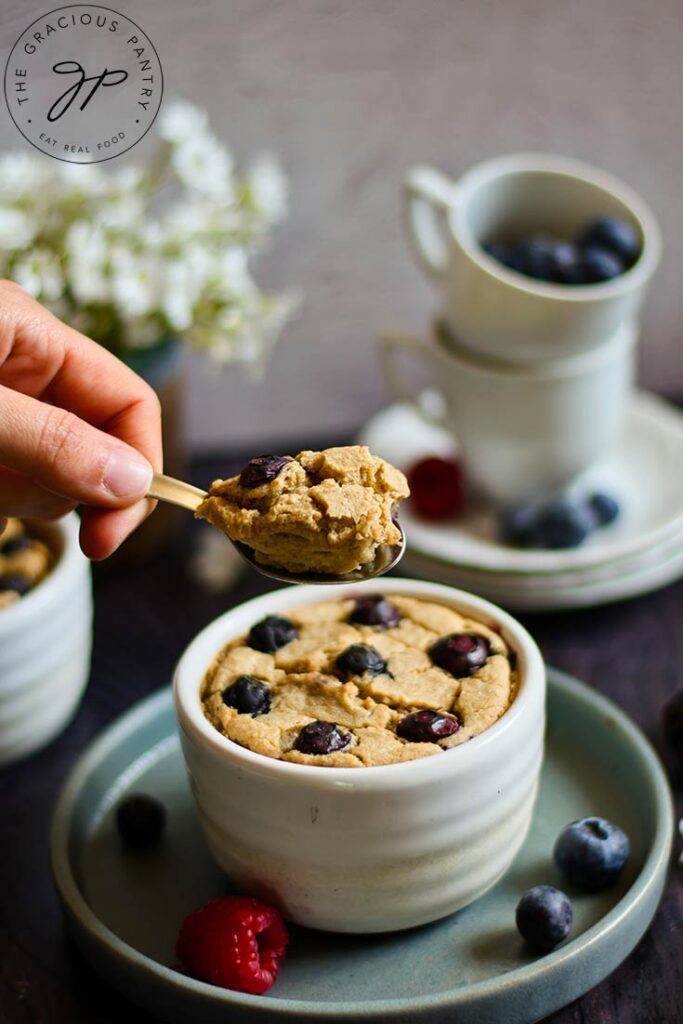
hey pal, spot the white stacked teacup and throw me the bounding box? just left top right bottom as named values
left=380, top=154, right=661, bottom=507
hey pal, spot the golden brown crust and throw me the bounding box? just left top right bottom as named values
left=196, top=446, right=409, bottom=575
left=201, top=595, right=517, bottom=767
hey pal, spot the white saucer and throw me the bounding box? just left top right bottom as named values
left=402, top=539, right=683, bottom=610
left=358, top=390, right=683, bottom=609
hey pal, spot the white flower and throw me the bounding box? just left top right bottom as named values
left=12, top=249, right=63, bottom=301
left=160, top=259, right=201, bottom=331
left=108, top=165, right=145, bottom=194
left=109, top=248, right=160, bottom=317
left=248, top=154, right=288, bottom=222
left=57, top=162, right=106, bottom=195
left=0, top=152, right=51, bottom=201
left=170, top=132, right=235, bottom=202
left=213, top=247, right=255, bottom=297
left=0, top=98, right=295, bottom=368
left=157, top=99, right=209, bottom=143
left=189, top=529, right=247, bottom=592
left=161, top=200, right=216, bottom=239
left=98, top=193, right=146, bottom=229
left=65, top=221, right=109, bottom=303
left=0, top=207, right=37, bottom=249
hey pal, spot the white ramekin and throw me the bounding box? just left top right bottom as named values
left=174, top=578, right=546, bottom=933
left=0, top=513, right=93, bottom=766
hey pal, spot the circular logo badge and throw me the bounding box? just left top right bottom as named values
left=4, top=5, right=163, bottom=163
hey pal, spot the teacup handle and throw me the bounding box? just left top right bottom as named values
left=377, top=329, right=445, bottom=424
left=403, top=165, right=457, bottom=281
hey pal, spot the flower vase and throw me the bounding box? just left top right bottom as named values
left=117, top=339, right=188, bottom=559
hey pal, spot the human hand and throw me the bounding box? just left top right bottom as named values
left=0, top=280, right=162, bottom=559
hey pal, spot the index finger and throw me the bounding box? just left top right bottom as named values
left=0, top=283, right=163, bottom=472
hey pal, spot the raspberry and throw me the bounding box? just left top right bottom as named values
left=407, top=456, right=464, bottom=520
left=176, top=896, right=289, bottom=995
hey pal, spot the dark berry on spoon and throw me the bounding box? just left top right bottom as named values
left=407, top=456, right=464, bottom=520
left=430, top=633, right=490, bottom=677
left=248, top=615, right=298, bottom=653
left=336, top=644, right=387, bottom=680
left=554, top=817, right=630, bottom=890
left=294, top=721, right=351, bottom=755
left=579, top=215, right=641, bottom=267
left=348, top=595, right=401, bottom=630
left=516, top=886, right=573, bottom=951
left=0, top=535, right=33, bottom=556
left=239, top=455, right=290, bottom=488
left=222, top=676, right=271, bottom=716
left=396, top=709, right=459, bottom=743
left=588, top=492, right=620, bottom=526
left=580, top=245, right=624, bottom=283
left=0, top=573, right=31, bottom=595
left=116, top=794, right=167, bottom=849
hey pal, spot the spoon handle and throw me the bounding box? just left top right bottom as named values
left=148, top=473, right=207, bottom=512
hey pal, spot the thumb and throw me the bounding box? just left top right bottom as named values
left=0, top=385, right=153, bottom=507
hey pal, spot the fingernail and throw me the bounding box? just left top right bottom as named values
left=103, top=450, right=153, bottom=499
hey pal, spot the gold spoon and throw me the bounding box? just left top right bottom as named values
left=148, top=472, right=406, bottom=585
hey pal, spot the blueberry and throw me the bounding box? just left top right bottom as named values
left=0, top=535, right=33, bottom=556
left=580, top=245, right=624, bottom=283
left=662, top=691, right=683, bottom=764
left=336, top=644, right=387, bottom=680
left=396, top=709, right=459, bottom=743
left=116, top=794, right=166, bottom=849
left=348, top=595, right=401, bottom=630
left=515, top=885, right=573, bottom=951
left=579, top=216, right=641, bottom=267
left=294, top=720, right=351, bottom=755
left=429, top=633, right=490, bottom=677
left=248, top=615, right=298, bottom=653
left=222, top=676, right=271, bottom=716
left=588, top=492, right=620, bottom=526
left=500, top=503, right=539, bottom=546
left=482, top=240, right=516, bottom=267
left=516, top=237, right=560, bottom=281
left=239, top=454, right=290, bottom=488
left=529, top=497, right=596, bottom=549
left=552, top=242, right=586, bottom=284
left=0, top=573, right=31, bottom=595
left=554, top=817, right=630, bottom=891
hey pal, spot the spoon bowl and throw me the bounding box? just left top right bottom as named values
left=148, top=472, right=406, bottom=585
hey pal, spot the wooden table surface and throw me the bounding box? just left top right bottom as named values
left=1, top=446, right=682, bottom=1024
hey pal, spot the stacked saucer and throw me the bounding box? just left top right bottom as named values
left=358, top=390, right=683, bottom=610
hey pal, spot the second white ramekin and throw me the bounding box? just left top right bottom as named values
left=0, top=513, right=93, bottom=766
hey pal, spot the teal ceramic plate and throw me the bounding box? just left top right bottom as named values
left=51, top=669, right=673, bottom=1024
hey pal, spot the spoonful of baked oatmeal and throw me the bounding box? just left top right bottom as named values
left=148, top=446, right=408, bottom=584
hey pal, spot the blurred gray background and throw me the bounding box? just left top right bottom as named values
left=1, top=0, right=681, bottom=451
